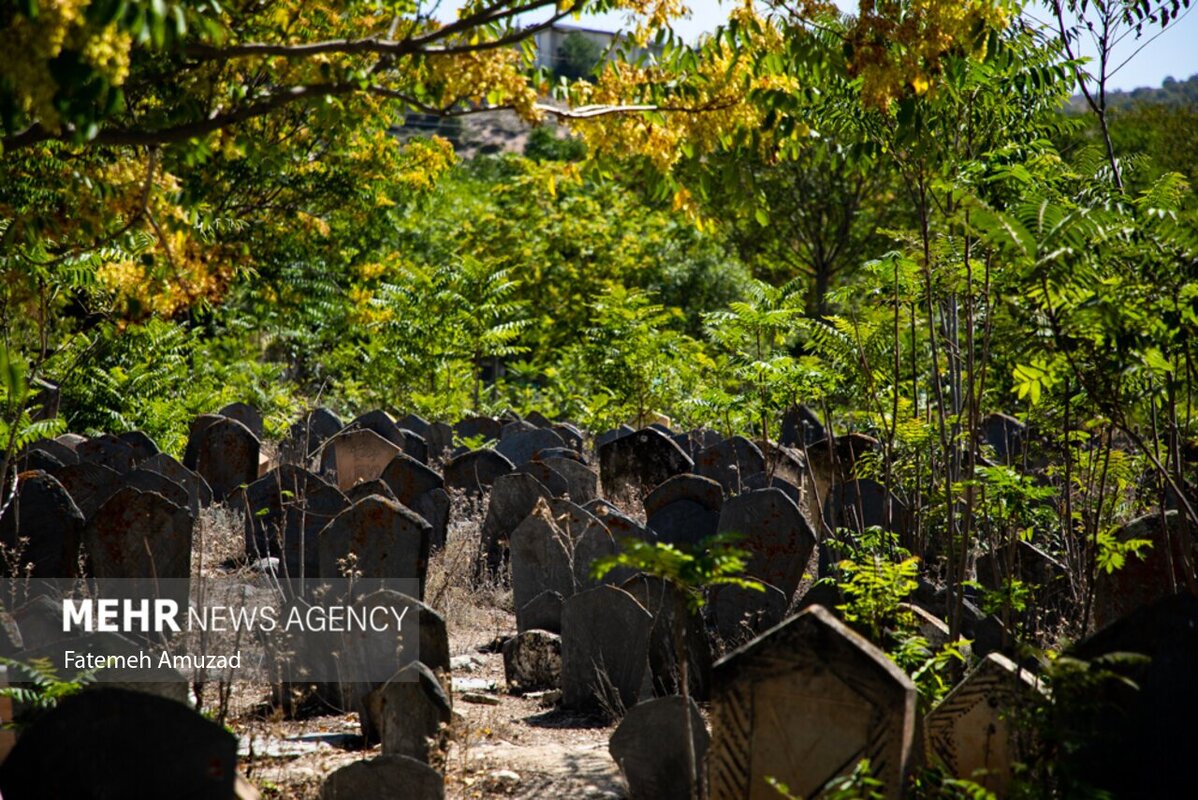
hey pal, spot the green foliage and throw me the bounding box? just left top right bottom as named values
left=0, top=656, right=95, bottom=729
left=524, top=125, right=587, bottom=162
left=555, top=31, right=604, bottom=82
left=590, top=532, right=763, bottom=612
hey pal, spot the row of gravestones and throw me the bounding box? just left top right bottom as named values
left=602, top=592, right=1198, bottom=799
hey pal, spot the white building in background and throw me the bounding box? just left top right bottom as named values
left=530, top=23, right=662, bottom=72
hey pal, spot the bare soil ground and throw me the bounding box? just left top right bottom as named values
left=214, top=492, right=627, bottom=799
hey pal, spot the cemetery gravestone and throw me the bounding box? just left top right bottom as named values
left=717, top=488, right=816, bottom=599
left=560, top=585, right=653, bottom=714
left=708, top=605, right=917, bottom=800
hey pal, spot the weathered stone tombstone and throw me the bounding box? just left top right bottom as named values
left=780, top=405, right=825, bottom=447
left=519, top=589, right=565, bottom=634
left=280, top=407, right=343, bottom=463
left=379, top=451, right=447, bottom=546
left=609, top=696, right=709, bottom=800
left=707, top=605, right=917, bottom=800
left=396, top=427, right=428, bottom=464
left=346, top=478, right=398, bottom=504
left=15, top=447, right=65, bottom=473
left=321, top=755, right=444, bottom=800
left=514, top=460, right=569, bottom=497
left=503, top=629, right=562, bottom=693
left=0, top=470, right=84, bottom=578
left=708, top=581, right=790, bottom=645
left=495, top=426, right=565, bottom=466
left=823, top=478, right=911, bottom=539
left=319, top=428, right=401, bottom=491
left=622, top=574, right=712, bottom=699
left=525, top=410, right=554, bottom=428
left=560, top=584, right=654, bottom=714
left=980, top=412, right=1027, bottom=464
left=1065, top=593, right=1198, bottom=798
left=598, top=427, right=693, bottom=503
left=141, top=452, right=213, bottom=509
left=539, top=456, right=598, bottom=505
left=22, top=438, right=78, bottom=467
left=347, top=409, right=406, bottom=448
left=586, top=499, right=654, bottom=544
left=397, top=413, right=430, bottom=436
left=423, top=422, right=454, bottom=460
left=217, top=401, right=265, bottom=439
left=694, top=435, right=766, bottom=493
left=362, top=661, right=452, bottom=761
left=442, top=448, right=514, bottom=499
left=1091, top=510, right=1195, bottom=629
left=318, top=495, right=431, bottom=596
left=500, top=418, right=538, bottom=439
left=925, top=652, right=1041, bottom=795
left=454, top=415, right=502, bottom=444
left=594, top=424, right=635, bottom=450
left=0, top=688, right=238, bottom=800
left=347, top=589, right=450, bottom=677
left=84, top=486, right=192, bottom=586
left=552, top=421, right=586, bottom=452
left=480, top=472, right=554, bottom=574
left=124, top=468, right=190, bottom=511
left=77, top=433, right=137, bottom=474
left=510, top=501, right=576, bottom=630
left=742, top=472, right=803, bottom=510
left=44, top=461, right=121, bottom=523
left=188, top=416, right=260, bottom=501
left=230, top=465, right=348, bottom=581
left=643, top=473, right=723, bottom=547
left=802, top=432, right=880, bottom=532
left=717, top=488, right=816, bottom=600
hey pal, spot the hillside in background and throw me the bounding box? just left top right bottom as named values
left=1069, top=72, right=1198, bottom=111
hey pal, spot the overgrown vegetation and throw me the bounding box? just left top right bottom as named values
left=2, top=0, right=1197, bottom=795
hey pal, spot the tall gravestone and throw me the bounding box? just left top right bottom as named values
left=188, top=416, right=260, bottom=501
left=643, top=473, right=723, bottom=547
left=598, top=427, right=693, bottom=503
left=708, top=605, right=917, bottom=800
left=925, top=653, right=1041, bottom=795
left=318, top=495, right=430, bottom=597
left=0, top=471, right=84, bottom=578
left=320, top=429, right=402, bottom=491
left=717, top=488, right=816, bottom=600
left=560, top=585, right=653, bottom=714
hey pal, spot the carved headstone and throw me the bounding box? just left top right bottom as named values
left=644, top=473, right=723, bottom=547
left=321, top=755, right=444, bottom=800
left=610, top=696, right=709, bottom=800
left=189, top=416, right=260, bottom=501
left=925, top=653, right=1041, bottom=795
left=0, top=471, right=84, bottom=578
left=694, top=435, right=765, bottom=494
left=442, top=449, right=515, bottom=499
left=598, top=427, right=693, bottom=502
left=362, top=661, right=452, bottom=761
left=318, top=495, right=430, bottom=596
left=708, top=605, right=917, bottom=799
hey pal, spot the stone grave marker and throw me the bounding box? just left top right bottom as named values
left=518, top=590, right=565, bottom=634
left=511, top=501, right=576, bottom=631
left=77, top=433, right=136, bottom=474
left=217, top=401, right=264, bottom=439
left=50, top=461, right=122, bottom=523
left=514, top=460, right=569, bottom=497
left=480, top=472, right=554, bottom=574
left=280, top=407, right=343, bottom=463
left=346, top=478, right=397, bottom=504
left=824, top=478, right=911, bottom=539
left=84, top=486, right=192, bottom=590
left=552, top=421, right=585, bottom=452
left=598, top=427, right=693, bottom=502
left=362, top=661, right=452, bottom=761
left=540, top=456, right=599, bottom=505
left=610, top=696, right=709, bottom=800
left=318, top=495, right=430, bottom=596
left=396, top=427, right=428, bottom=464
left=708, top=605, right=917, bottom=800
left=709, top=581, right=789, bottom=645
left=321, top=755, right=444, bottom=800
left=925, top=652, right=1041, bottom=795
left=229, top=465, right=348, bottom=581
left=560, top=584, right=653, bottom=714
left=780, top=405, right=825, bottom=447
left=0, top=688, right=238, bottom=800
left=1092, top=510, right=1195, bottom=628
left=594, top=424, right=635, bottom=450
left=644, top=473, right=723, bottom=547
left=717, top=488, right=816, bottom=599
left=319, top=428, right=401, bottom=491
left=0, top=470, right=84, bottom=578
left=496, top=427, right=565, bottom=466
left=1066, top=592, right=1198, bottom=797
left=347, top=409, right=405, bottom=447
left=141, top=452, right=213, bottom=509
left=189, top=416, right=260, bottom=501
left=442, top=449, right=514, bottom=499
left=124, top=468, right=190, bottom=511
left=622, top=574, right=712, bottom=699
left=695, top=435, right=766, bottom=493
left=454, top=415, right=502, bottom=443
